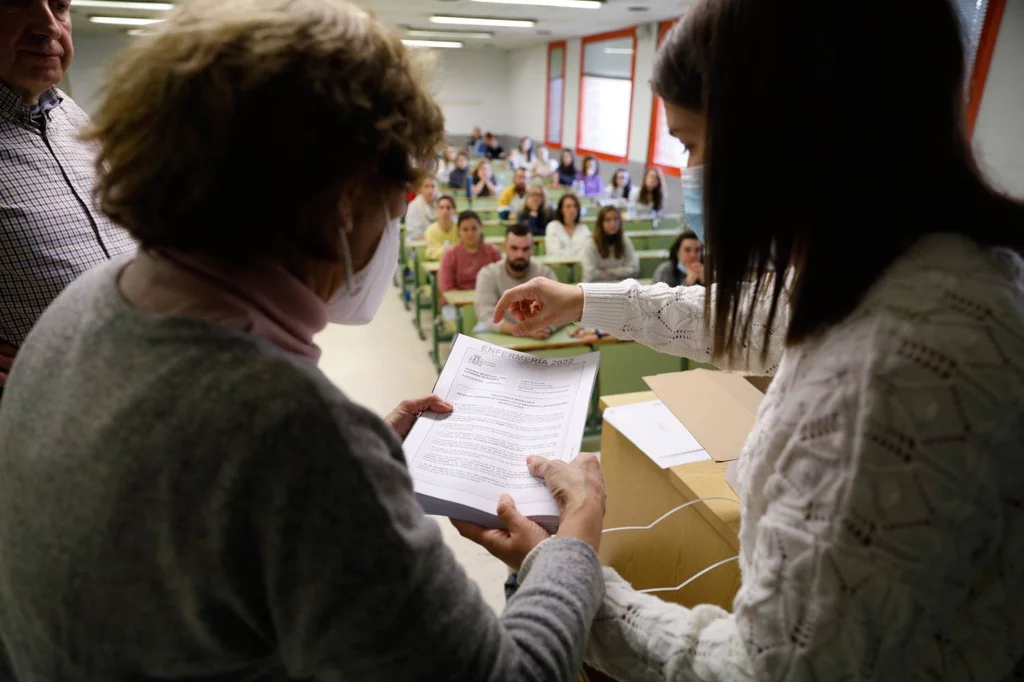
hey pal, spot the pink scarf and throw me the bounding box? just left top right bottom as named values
left=120, top=250, right=327, bottom=361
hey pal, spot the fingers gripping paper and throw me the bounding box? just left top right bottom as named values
left=404, top=335, right=600, bottom=532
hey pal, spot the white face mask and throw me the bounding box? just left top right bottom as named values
left=326, top=210, right=400, bottom=325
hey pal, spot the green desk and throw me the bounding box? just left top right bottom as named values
left=474, top=325, right=620, bottom=353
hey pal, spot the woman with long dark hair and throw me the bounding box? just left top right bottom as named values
left=545, top=194, right=591, bottom=256
left=466, top=0, right=1024, bottom=678
left=554, top=148, right=578, bottom=188
left=631, top=166, right=665, bottom=215
left=581, top=206, right=639, bottom=283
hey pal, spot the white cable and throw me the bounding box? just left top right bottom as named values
left=602, top=496, right=739, bottom=534
left=638, top=555, right=740, bottom=594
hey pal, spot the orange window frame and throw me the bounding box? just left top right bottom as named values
left=646, top=18, right=681, bottom=177
left=576, top=27, right=638, bottom=165
left=966, top=0, right=1007, bottom=137
left=545, top=41, right=568, bottom=150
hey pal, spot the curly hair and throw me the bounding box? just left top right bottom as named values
left=82, top=0, right=446, bottom=264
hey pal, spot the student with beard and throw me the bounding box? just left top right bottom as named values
left=474, top=224, right=556, bottom=339
left=582, top=206, right=639, bottom=283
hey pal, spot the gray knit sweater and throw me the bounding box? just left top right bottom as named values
left=0, top=259, right=603, bottom=681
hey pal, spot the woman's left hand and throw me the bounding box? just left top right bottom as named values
left=385, top=394, right=453, bottom=440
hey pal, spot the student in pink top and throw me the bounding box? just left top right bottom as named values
left=438, top=210, right=502, bottom=301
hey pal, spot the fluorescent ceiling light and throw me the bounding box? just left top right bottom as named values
left=406, top=29, right=494, bottom=40
left=604, top=47, right=634, bottom=54
left=89, top=16, right=163, bottom=25
left=74, top=0, right=174, bottom=9
left=402, top=39, right=464, bottom=49
left=431, top=15, right=535, bottom=28
left=472, top=0, right=600, bottom=8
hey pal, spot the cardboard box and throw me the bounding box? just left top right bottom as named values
left=644, top=369, right=771, bottom=463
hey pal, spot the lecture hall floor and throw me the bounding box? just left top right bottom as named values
left=316, top=286, right=509, bottom=613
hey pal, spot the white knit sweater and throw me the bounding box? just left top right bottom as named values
left=579, top=233, right=1024, bottom=681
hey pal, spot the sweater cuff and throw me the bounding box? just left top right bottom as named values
left=519, top=537, right=599, bottom=586
left=579, top=280, right=637, bottom=332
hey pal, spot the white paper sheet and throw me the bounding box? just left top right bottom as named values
left=603, top=399, right=711, bottom=469
left=404, top=335, right=600, bottom=530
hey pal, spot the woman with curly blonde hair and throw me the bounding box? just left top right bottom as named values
left=0, top=1, right=605, bottom=679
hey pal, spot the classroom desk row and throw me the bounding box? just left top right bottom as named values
left=422, top=249, right=668, bottom=284
left=406, top=229, right=680, bottom=257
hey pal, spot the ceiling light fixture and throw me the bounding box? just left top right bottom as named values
left=405, top=28, right=494, bottom=39
left=430, top=15, right=535, bottom=28
left=89, top=15, right=164, bottom=25
left=471, top=0, right=600, bottom=8
left=74, top=0, right=174, bottom=9
left=402, top=39, right=464, bottom=49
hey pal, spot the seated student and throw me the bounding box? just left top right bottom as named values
left=605, top=168, right=632, bottom=201
left=517, top=185, right=553, bottom=236
left=498, top=167, right=528, bottom=219
left=423, top=195, right=459, bottom=261
left=470, top=160, right=498, bottom=198
left=469, top=126, right=486, bottom=156
left=475, top=224, right=557, bottom=339
left=436, top=145, right=458, bottom=185
left=438, top=210, right=502, bottom=295
left=509, top=137, right=534, bottom=170
left=448, top=151, right=471, bottom=195
left=529, top=146, right=558, bottom=181
left=629, top=166, right=665, bottom=216
left=580, top=156, right=602, bottom=197
left=581, top=205, right=639, bottom=283
left=484, top=133, right=505, bottom=160
left=404, top=175, right=437, bottom=240
left=652, top=229, right=704, bottom=287
left=553, top=148, right=578, bottom=188
left=545, top=194, right=591, bottom=256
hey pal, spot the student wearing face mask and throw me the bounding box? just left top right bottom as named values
left=581, top=206, right=639, bottom=283
left=653, top=230, right=704, bottom=287
left=0, top=2, right=607, bottom=679
left=468, top=0, right=1024, bottom=679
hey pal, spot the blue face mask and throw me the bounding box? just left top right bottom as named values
left=681, top=165, right=704, bottom=244
left=676, top=262, right=687, bottom=274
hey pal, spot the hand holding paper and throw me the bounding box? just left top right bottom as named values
left=404, top=335, right=600, bottom=532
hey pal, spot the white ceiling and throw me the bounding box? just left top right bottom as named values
left=71, top=0, right=690, bottom=50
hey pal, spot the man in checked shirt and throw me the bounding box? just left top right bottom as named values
left=0, top=0, right=136, bottom=398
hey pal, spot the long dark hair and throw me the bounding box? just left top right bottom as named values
left=556, top=193, right=582, bottom=227
left=611, top=168, right=632, bottom=197
left=652, top=0, right=1024, bottom=361
left=519, top=137, right=534, bottom=162
left=558, top=148, right=577, bottom=173
left=638, top=167, right=665, bottom=212
left=669, top=229, right=702, bottom=270
left=594, top=206, right=625, bottom=259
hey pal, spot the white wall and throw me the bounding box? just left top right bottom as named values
left=508, top=44, right=548, bottom=142
left=67, top=35, right=514, bottom=138
left=428, top=48, right=512, bottom=137
left=974, top=0, right=1024, bottom=198
left=65, top=32, right=132, bottom=115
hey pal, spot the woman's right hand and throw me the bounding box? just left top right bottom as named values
left=529, top=453, right=605, bottom=553
left=493, top=278, right=585, bottom=337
